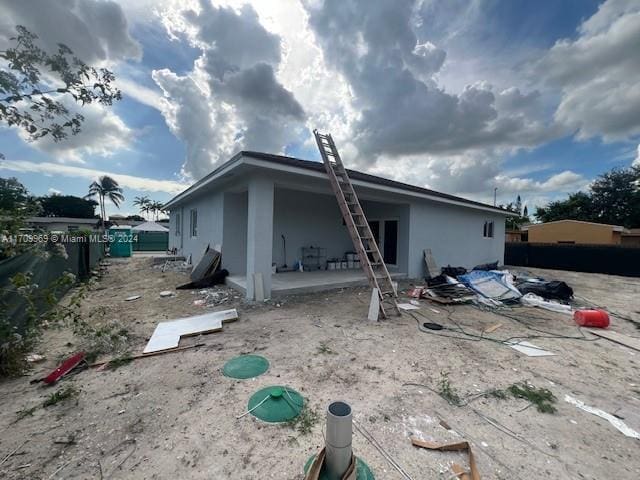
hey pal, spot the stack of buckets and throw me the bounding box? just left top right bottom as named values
left=574, top=309, right=610, bottom=328
left=327, top=253, right=361, bottom=271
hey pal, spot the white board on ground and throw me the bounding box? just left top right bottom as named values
left=368, top=288, right=379, bottom=322
left=397, top=303, right=420, bottom=311
left=143, top=309, right=238, bottom=354
left=565, top=394, right=640, bottom=439
left=505, top=340, right=556, bottom=357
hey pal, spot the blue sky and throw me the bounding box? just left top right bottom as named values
left=1, top=0, right=639, bottom=218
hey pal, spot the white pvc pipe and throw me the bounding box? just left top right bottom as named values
left=325, top=401, right=353, bottom=479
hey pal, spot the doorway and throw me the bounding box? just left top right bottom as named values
left=367, top=219, right=398, bottom=265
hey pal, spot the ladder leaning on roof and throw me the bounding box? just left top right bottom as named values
left=313, top=129, right=400, bottom=319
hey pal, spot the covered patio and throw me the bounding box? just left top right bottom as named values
left=226, top=269, right=407, bottom=296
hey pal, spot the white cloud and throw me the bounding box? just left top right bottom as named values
left=537, top=0, right=640, bottom=141
left=16, top=99, right=135, bottom=164
left=116, top=77, right=165, bottom=111
left=153, top=1, right=307, bottom=180
left=0, top=0, right=141, bottom=63
left=0, top=160, right=187, bottom=194
left=48, top=188, right=62, bottom=195
left=634, top=144, right=640, bottom=166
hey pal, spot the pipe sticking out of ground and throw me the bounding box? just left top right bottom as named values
left=325, top=401, right=353, bottom=479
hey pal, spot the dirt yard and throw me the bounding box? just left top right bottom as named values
left=1, top=258, right=639, bottom=479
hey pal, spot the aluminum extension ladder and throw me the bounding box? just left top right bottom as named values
left=313, top=129, right=400, bottom=319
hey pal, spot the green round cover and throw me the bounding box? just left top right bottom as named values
left=223, top=355, right=269, bottom=379
left=247, top=386, right=304, bottom=422
left=304, top=455, right=375, bottom=480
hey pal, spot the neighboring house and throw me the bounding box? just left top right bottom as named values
left=505, top=229, right=527, bottom=242
left=25, top=216, right=99, bottom=232
left=621, top=228, right=640, bottom=246
left=164, top=151, right=513, bottom=299
left=523, top=220, right=627, bottom=245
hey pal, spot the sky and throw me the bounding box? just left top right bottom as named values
left=1, top=0, right=639, bottom=218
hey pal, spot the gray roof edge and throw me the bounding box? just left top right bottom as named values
left=164, top=150, right=514, bottom=215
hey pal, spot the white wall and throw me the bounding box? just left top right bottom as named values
left=407, top=200, right=505, bottom=278
left=271, top=188, right=353, bottom=268
left=168, top=191, right=224, bottom=265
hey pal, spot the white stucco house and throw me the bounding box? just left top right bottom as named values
left=164, top=151, right=512, bottom=299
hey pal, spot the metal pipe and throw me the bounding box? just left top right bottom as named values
left=325, top=401, right=353, bottom=479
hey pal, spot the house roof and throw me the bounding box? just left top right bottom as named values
left=522, top=219, right=627, bottom=232
left=132, top=221, right=169, bottom=232
left=164, top=150, right=513, bottom=215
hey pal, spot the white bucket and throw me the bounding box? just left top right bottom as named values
left=335, top=262, right=341, bottom=270
left=354, top=260, right=361, bottom=269
left=347, top=261, right=355, bottom=269
left=327, top=261, right=336, bottom=270
left=341, top=261, right=348, bottom=269
left=346, top=253, right=356, bottom=262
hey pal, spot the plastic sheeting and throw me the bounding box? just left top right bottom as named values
left=458, top=270, right=522, bottom=301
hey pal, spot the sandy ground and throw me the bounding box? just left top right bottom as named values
left=1, top=258, right=639, bottom=479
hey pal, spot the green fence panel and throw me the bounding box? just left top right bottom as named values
left=132, top=231, right=168, bottom=252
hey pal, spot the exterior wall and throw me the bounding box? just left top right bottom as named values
left=168, top=192, right=224, bottom=265
left=222, top=192, right=248, bottom=275
left=407, top=201, right=505, bottom=278
left=621, top=234, right=640, bottom=246
left=528, top=221, right=616, bottom=245
left=272, top=188, right=353, bottom=269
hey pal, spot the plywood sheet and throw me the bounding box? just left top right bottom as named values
left=143, top=309, right=237, bottom=354
left=587, top=329, right=640, bottom=352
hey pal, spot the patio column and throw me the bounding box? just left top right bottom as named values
left=246, top=176, right=274, bottom=300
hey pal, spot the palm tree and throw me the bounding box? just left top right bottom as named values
left=133, top=195, right=151, bottom=220
left=150, top=200, right=165, bottom=221
left=86, top=176, right=124, bottom=227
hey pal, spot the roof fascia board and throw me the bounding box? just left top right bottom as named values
left=243, top=157, right=514, bottom=216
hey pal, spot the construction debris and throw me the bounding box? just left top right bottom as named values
left=520, top=293, right=572, bottom=314
left=397, top=303, right=420, bottom=311
left=505, top=340, right=556, bottom=357
left=565, top=395, right=640, bottom=439
left=125, top=295, right=141, bottom=301
left=159, top=290, right=174, bottom=298
left=143, top=309, right=238, bottom=354
left=586, top=328, right=640, bottom=352
left=410, top=436, right=480, bottom=480
left=190, top=245, right=221, bottom=282
left=31, top=352, right=86, bottom=385
left=458, top=270, right=521, bottom=302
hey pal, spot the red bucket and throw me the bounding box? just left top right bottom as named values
left=574, top=309, right=609, bottom=328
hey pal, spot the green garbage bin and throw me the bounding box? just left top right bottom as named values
left=108, top=226, right=133, bottom=257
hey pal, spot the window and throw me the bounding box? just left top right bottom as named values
left=483, top=221, right=494, bottom=238
left=175, top=212, right=181, bottom=236
left=189, top=209, right=198, bottom=237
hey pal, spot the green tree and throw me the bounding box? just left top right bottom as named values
left=149, top=200, right=165, bottom=221
left=500, top=195, right=530, bottom=230
left=133, top=195, right=151, bottom=219
left=0, top=25, right=121, bottom=158
left=0, top=177, right=41, bottom=259
left=85, top=176, right=124, bottom=227
left=535, top=166, right=640, bottom=227
left=39, top=194, right=98, bottom=218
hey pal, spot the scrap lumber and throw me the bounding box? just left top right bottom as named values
left=586, top=329, right=640, bottom=352
left=90, top=343, right=205, bottom=368
left=410, top=436, right=480, bottom=480
left=423, top=249, right=439, bottom=278
left=483, top=323, right=503, bottom=334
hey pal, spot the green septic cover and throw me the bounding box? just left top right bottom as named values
left=304, top=455, right=375, bottom=480
left=247, top=386, right=304, bottom=423
left=223, top=355, right=269, bottom=379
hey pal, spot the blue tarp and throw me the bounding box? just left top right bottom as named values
left=458, top=270, right=522, bottom=301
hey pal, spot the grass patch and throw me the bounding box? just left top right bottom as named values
left=487, top=388, right=508, bottom=400
left=438, top=371, right=461, bottom=405
left=316, top=343, right=335, bottom=355
left=286, top=405, right=320, bottom=435
left=507, top=383, right=557, bottom=413
left=15, top=406, right=37, bottom=421
left=43, top=385, right=79, bottom=407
